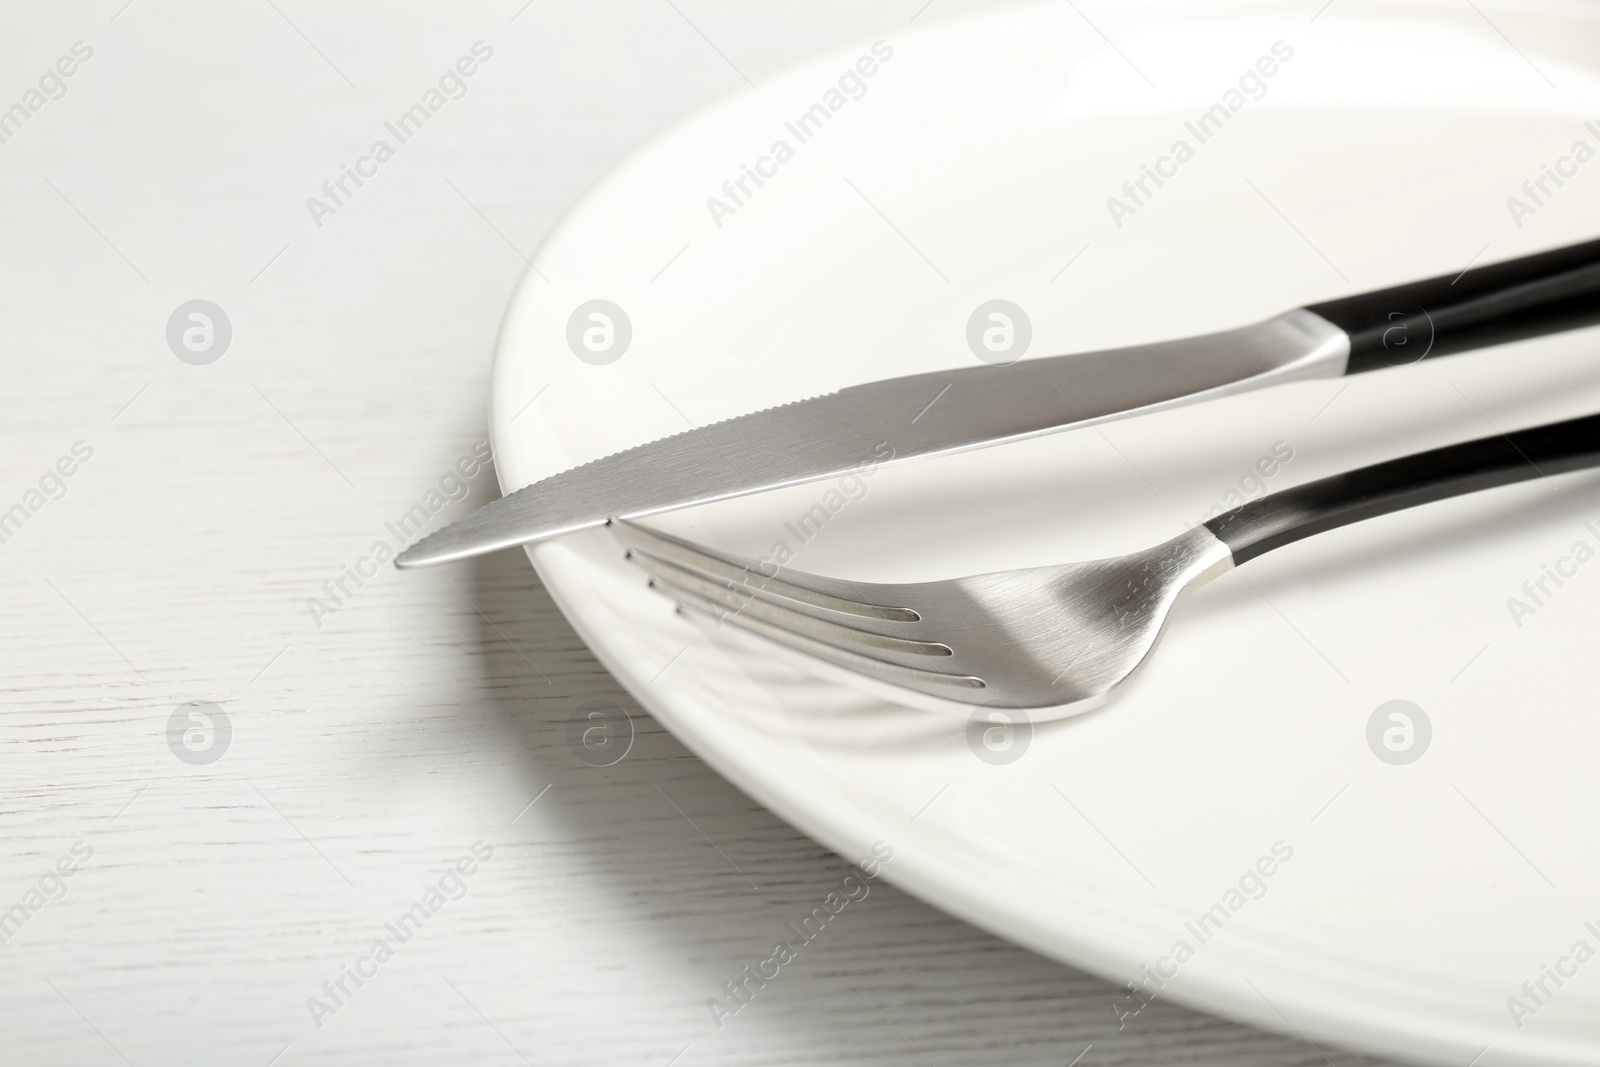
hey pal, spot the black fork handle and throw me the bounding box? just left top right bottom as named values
left=1306, top=236, right=1600, bottom=373
left=1205, top=412, right=1600, bottom=564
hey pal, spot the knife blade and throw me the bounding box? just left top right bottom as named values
left=395, top=309, right=1350, bottom=567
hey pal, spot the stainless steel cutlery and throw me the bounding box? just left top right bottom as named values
left=395, top=232, right=1600, bottom=714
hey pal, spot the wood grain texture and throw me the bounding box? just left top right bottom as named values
left=0, top=1, right=1396, bottom=1063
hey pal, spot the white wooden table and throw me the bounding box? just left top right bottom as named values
left=0, top=2, right=1394, bottom=1063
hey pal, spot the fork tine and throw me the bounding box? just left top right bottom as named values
left=640, top=557, right=953, bottom=659
left=668, top=592, right=986, bottom=693
left=612, top=519, right=918, bottom=622
left=625, top=541, right=938, bottom=647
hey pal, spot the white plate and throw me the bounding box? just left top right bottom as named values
left=491, top=2, right=1600, bottom=1062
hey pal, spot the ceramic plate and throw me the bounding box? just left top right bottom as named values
left=490, top=2, right=1600, bottom=1062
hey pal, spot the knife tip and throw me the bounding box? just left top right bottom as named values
left=391, top=502, right=611, bottom=571
left=393, top=528, right=468, bottom=569
left=393, top=544, right=437, bottom=569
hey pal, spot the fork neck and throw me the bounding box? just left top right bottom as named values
left=1203, top=412, right=1600, bottom=565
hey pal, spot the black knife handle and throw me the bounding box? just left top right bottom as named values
left=1205, top=412, right=1600, bottom=565
left=1305, top=236, right=1600, bottom=374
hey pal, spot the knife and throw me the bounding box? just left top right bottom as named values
left=397, top=236, right=1600, bottom=568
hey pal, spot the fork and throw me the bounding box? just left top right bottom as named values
left=615, top=411, right=1600, bottom=720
